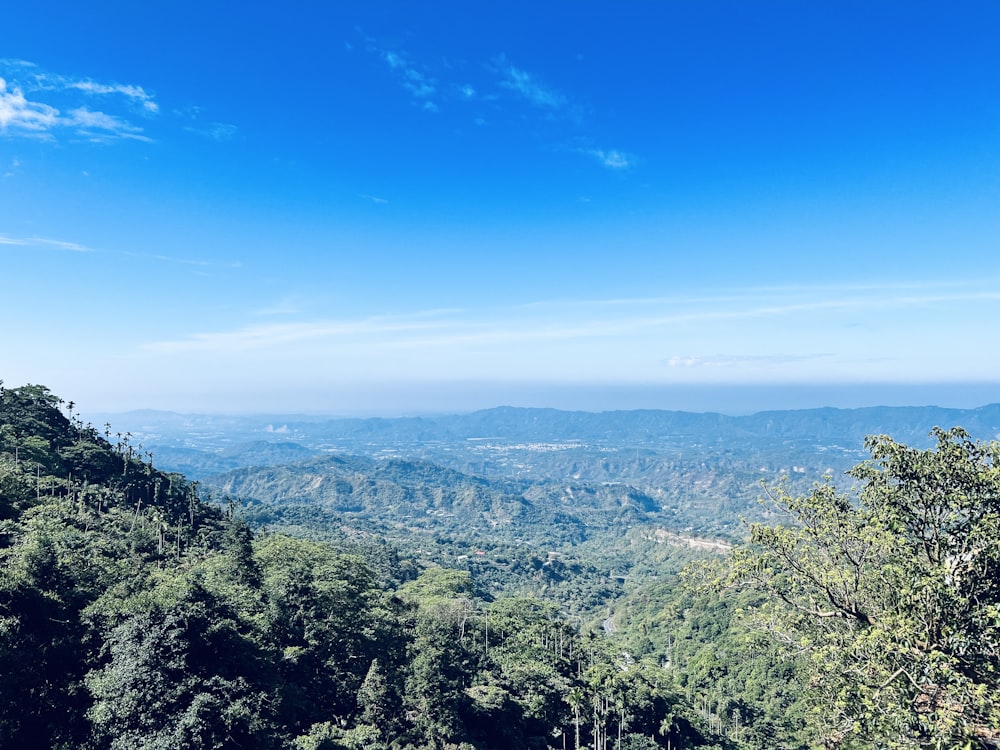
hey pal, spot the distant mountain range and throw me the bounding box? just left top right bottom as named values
left=76, top=402, right=1000, bottom=544
left=90, top=403, right=1000, bottom=456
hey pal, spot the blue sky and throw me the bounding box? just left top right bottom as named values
left=2, top=2, right=999, bottom=414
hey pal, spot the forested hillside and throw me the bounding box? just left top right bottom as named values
left=0, top=384, right=731, bottom=749
left=3, top=383, right=998, bottom=749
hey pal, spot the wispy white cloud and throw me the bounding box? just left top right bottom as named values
left=588, top=148, right=634, bottom=169
left=119, top=250, right=243, bottom=268
left=0, top=59, right=159, bottom=112
left=119, top=276, right=1000, bottom=395
left=495, top=56, right=566, bottom=110
left=143, top=313, right=455, bottom=354
left=381, top=50, right=437, bottom=106
left=67, top=107, right=151, bottom=142
left=0, top=233, right=242, bottom=270
left=360, top=194, right=389, bottom=204
left=183, top=122, right=238, bottom=141
left=62, top=79, right=159, bottom=113
left=0, top=77, right=59, bottom=133
left=141, top=280, right=1000, bottom=361
left=0, top=234, right=93, bottom=252
left=512, top=277, right=1000, bottom=312
left=663, top=354, right=828, bottom=369
left=0, top=60, right=158, bottom=142
left=492, top=56, right=636, bottom=169
left=359, top=41, right=634, bottom=171
left=0, top=59, right=37, bottom=70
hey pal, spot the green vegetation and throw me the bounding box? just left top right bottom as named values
left=2, top=382, right=998, bottom=748
left=727, top=428, right=1000, bottom=748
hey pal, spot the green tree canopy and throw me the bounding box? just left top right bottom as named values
left=730, top=428, right=1000, bottom=748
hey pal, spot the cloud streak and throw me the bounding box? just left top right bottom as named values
left=0, top=77, right=59, bottom=132
left=62, top=79, right=158, bottom=113
left=358, top=39, right=636, bottom=171
left=587, top=148, right=634, bottom=169
left=1, top=232, right=241, bottom=270
left=67, top=107, right=151, bottom=142
left=495, top=57, right=566, bottom=109
left=140, top=280, right=1000, bottom=364
left=183, top=122, right=238, bottom=141
left=143, top=313, right=454, bottom=354
left=0, top=60, right=157, bottom=142
left=380, top=49, right=438, bottom=109
left=490, top=57, right=638, bottom=170
left=0, top=234, right=93, bottom=252
left=118, top=250, right=243, bottom=269
left=663, top=354, right=829, bottom=369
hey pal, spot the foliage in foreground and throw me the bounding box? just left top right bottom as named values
left=728, top=428, right=1000, bottom=748
left=3, top=382, right=998, bottom=750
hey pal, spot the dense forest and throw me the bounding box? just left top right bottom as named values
left=2, top=383, right=998, bottom=749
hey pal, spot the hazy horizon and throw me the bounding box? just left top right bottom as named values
left=73, top=381, right=1000, bottom=420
